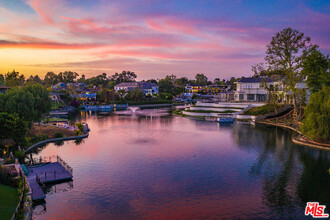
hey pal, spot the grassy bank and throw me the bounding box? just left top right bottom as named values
left=127, top=99, right=172, bottom=105
left=0, top=184, right=18, bottom=220
left=26, top=124, right=75, bottom=147
left=242, top=104, right=281, bottom=116
left=194, top=106, right=244, bottom=109
left=185, top=109, right=236, bottom=113
left=46, top=117, right=68, bottom=123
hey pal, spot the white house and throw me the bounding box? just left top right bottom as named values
left=234, top=77, right=282, bottom=102
left=114, top=82, right=159, bottom=96
left=114, top=82, right=139, bottom=92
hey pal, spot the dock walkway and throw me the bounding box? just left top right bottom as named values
left=26, top=156, right=73, bottom=201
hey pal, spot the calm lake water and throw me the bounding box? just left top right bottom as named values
left=31, top=110, right=330, bottom=219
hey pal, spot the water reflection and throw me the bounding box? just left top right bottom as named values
left=31, top=112, right=329, bottom=219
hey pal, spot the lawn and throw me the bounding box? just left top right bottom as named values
left=0, top=184, right=19, bottom=220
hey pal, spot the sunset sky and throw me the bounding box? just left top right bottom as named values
left=0, top=0, right=329, bottom=80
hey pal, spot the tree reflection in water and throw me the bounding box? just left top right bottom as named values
left=233, top=122, right=330, bottom=216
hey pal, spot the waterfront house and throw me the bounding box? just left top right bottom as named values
left=114, top=82, right=159, bottom=96
left=185, top=84, right=230, bottom=95
left=185, top=84, right=203, bottom=93
left=77, top=91, right=97, bottom=100
left=0, top=85, right=9, bottom=94
left=215, top=90, right=235, bottom=102
left=114, top=82, right=139, bottom=92
left=140, top=82, right=159, bottom=96
left=234, top=77, right=282, bottom=102
left=52, top=82, right=68, bottom=91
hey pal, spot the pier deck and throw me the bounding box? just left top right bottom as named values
left=27, top=161, right=73, bottom=201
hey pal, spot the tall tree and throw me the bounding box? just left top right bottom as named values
left=174, top=77, right=188, bottom=87
left=44, top=71, right=58, bottom=85
left=159, top=78, right=174, bottom=94
left=59, top=71, right=79, bottom=83
left=23, top=84, right=52, bottom=122
left=0, top=112, right=28, bottom=148
left=264, top=27, right=315, bottom=109
left=195, top=73, right=209, bottom=85
left=0, top=74, right=5, bottom=86
left=5, top=70, right=25, bottom=87
left=0, top=87, right=35, bottom=124
left=111, top=71, right=137, bottom=83
left=301, top=48, right=329, bottom=93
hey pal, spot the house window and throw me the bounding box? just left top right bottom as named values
left=239, top=94, right=244, bottom=100
left=247, top=94, right=255, bottom=100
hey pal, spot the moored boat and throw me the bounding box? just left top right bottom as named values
left=205, top=116, right=218, bottom=122
left=217, top=114, right=234, bottom=123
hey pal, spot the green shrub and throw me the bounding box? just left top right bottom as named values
left=53, top=132, right=64, bottom=138
left=242, top=104, right=280, bottom=116
left=301, top=86, right=329, bottom=142
left=75, top=122, right=84, bottom=132
left=74, top=129, right=81, bottom=136
left=0, top=166, right=10, bottom=185
left=14, top=150, right=25, bottom=161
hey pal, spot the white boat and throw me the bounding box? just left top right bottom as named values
left=205, top=116, right=217, bottom=122
left=217, top=114, right=234, bottom=123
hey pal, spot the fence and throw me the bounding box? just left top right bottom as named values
left=11, top=169, right=29, bottom=220
left=56, top=155, right=73, bottom=175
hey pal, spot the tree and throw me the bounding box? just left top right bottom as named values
left=26, top=75, right=44, bottom=85
left=98, top=88, right=117, bottom=103
left=77, top=74, right=86, bottom=83
left=59, top=71, right=79, bottom=83
left=0, top=88, right=35, bottom=125
left=44, top=71, right=58, bottom=85
left=252, top=64, right=283, bottom=112
left=111, top=71, right=137, bottom=83
left=173, top=87, right=185, bottom=96
left=147, top=79, right=158, bottom=85
left=165, top=74, right=177, bottom=83
left=23, top=84, right=52, bottom=122
left=0, top=85, right=51, bottom=125
left=301, top=86, right=329, bottom=142
left=0, top=112, right=28, bottom=149
left=264, top=27, right=315, bottom=109
left=158, top=79, right=174, bottom=94
left=125, top=89, right=144, bottom=101
left=174, top=77, right=188, bottom=87
left=195, top=73, right=208, bottom=85
left=214, top=78, right=221, bottom=85
left=0, top=74, right=5, bottom=86
left=5, top=70, right=25, bottom=87
left=301, top=48, right=329, bottom=93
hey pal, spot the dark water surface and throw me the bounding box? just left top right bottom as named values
left=31, top=112, right=330, bottom=219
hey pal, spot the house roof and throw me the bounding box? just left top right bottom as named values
left=53, top=82, right=68, bottom=88
left=140, top=82, right=158, bottom=89
left=237, top=77, right=273, bottom=83
left=114, top=82, right=139, bottom=87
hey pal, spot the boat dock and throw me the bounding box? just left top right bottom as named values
left=26, top=156, right=73, bottom=201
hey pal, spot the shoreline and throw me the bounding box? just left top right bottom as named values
left=24, top=132, right=89, bottom=155
left=256, top=121, right=329, bottom=150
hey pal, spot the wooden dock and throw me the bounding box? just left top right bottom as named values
left=26, top=156, right=73, bottom=201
